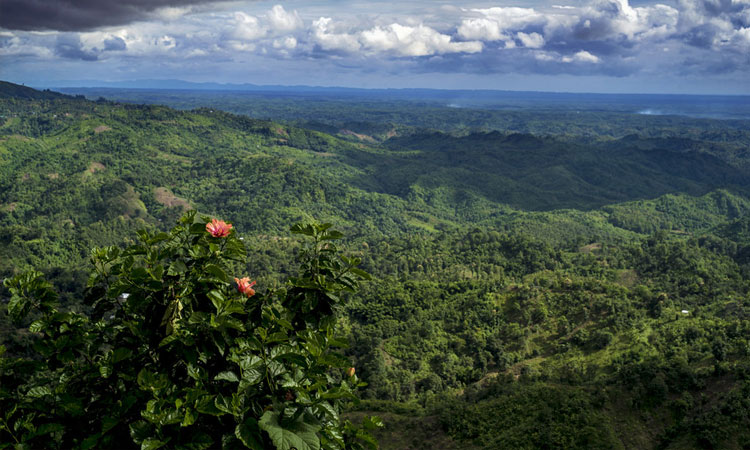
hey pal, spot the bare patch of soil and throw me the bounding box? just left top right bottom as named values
left=88, top=162, right=106, bottom=173
left=154, top=187, right=191, bottom=210
left=579, top=242, right=602, bottom=253
left=339, top=129, right=377, bottom=143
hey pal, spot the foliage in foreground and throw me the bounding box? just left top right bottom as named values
left=0, top=212, right=380, bottom=449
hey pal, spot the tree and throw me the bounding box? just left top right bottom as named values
left=0, top=211, right=380, bottom=449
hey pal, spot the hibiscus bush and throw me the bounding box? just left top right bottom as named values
left=0, top=211, right=380, bottom=449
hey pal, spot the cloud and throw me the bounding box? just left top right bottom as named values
left=310, top=18, right=483, bottom=57
left=55, top=34, right=98, bottom=60
left=562, top=49, right=601, bottom=62
left=3, top=0, right=750, bottom=86
left=676, top=0, right=750, bottom=52
left=267, top=4, right=303, bottom=33
left=103, top=36, right=127, bottom=51
left=232, top=12, right=267, bottom=41
left=517, top=31, right=545, bottom=48
left=0, top=0, right=226, bottom=31
left=359, top=23, right=482, bottom=56
left=0, top=31, right=54, bottom=58
left=457, top=7, right=548, bottom=42
left=311, top=17, right=361, bottom=53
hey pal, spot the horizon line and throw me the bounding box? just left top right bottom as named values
left=17, top=79, right=750, bottom=98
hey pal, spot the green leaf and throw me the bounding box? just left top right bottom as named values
left=177, top=431, right=213, bottom=450
left=159, top=333, right=180, bottom=348
left=237, top=355, right=263, bottom=372
left=131, top=267, right=150, bottom=283
left=167, top=260, right=188, bottom=276
left=181, top=408, right=197, bottom=427
left=28, top=320, right=45, bottom=333
left=33, top=423, right=64, bottom=438
left=7, top=295, right=25, bottom=320
left=112, top=347, right=133, bottom=363
left=207, top=290, right=225, bottom=311
left=195, top=395, right=223, bottom=416
left=259, top=411, right=321, bottom=450
left=129, top=421, right=151, bottom=445
left=273, top=352, right=308, bottom=368
left=137, top=369, right=168, bottom=391
left=26, top=386, right=52, bottom=398
left=348, top=267, right=371, bottom=280
left=99, top=364, right=113, bottom=378
left=101, top=416, right=120, bottom=433
left=204, top=264, right=229, bottom=282
left=290, top=224, right=315, bottom=236
left=265, top=331, right=290, bottom=344
left=149, top=264, right=164, bottom=280
left=321, top=230, right=343, bottom=241
left=80, top=433, right=101, bottom=450
left=235, top=418, right=264, bottom=450
left=362, top=416, right=384, bottom=430
left=240, top=368, right=264, bottom=386
left=150, top=232, right=170, bottom=244
left=277, top=319, right=293, bottom=330
left=314, top=401, right=338, bottom=422
left=189, top=223, right=207, bottom=235
left=214, top=394, right=233, bottom=415
left=141, top=438, right=168, bottom=450
left=214, top=371, right=240, bottom=383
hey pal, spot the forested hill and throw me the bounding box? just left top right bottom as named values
left=2, top=82, right=750, bottom=449
left=0, top=81, right=72, bottom=100
left=2, top=83, right=750, bottom=271
left=367, top=130, right=750, bottom=210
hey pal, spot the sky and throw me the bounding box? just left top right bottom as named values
left=0, top=0, right=749, bottom=94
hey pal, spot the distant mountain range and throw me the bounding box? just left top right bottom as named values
left=32, top=79, right=750, bottom=120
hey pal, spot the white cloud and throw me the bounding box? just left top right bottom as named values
left=0, top=32, right=54, bottom=58
left=360, top=23, right=482, bottom=56
left=273, top=36, right=298, bottom=50
left=562, top=50, right=601, bottom=62
left=579, top=0, right=679, bottom=41
left=310, top=19, right=482, bottom=57
left=311, top=17, right=361, bottom=52
left=517, top=31, right=545, bottom=48
left=266, top=5, right=303, bottom=33
left=458, top=7, right=545, bottom=41
left=232, top=12, right=267, bottom=41
left=152, top=6, right=194, bottom=22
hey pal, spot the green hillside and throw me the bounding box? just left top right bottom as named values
left=0, top=81, right=71, bottom=100
left=1, top=83, right=749, bottom=449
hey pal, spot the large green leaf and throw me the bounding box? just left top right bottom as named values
left=259, top=411, right=321, bottom=450
left=177, top=431, right=213, bottom=450
left=141, top=438, right=168, bottom=450
left=214, top=371, right=240, bottom=383
left=235, top=417, right=264, bottom=450
left=26, top=386, right=52, bottom=398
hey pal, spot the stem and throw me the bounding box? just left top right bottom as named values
left=0, top=417, right=20, bottom=444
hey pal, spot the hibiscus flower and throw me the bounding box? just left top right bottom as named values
left=234, top=277, right=256, bottom=297
left=206, top=218, right=232, bottom=237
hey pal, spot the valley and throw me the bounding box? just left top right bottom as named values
left=1, top=82, right=749, bottom=449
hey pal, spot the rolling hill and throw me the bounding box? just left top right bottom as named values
left=1, top=82, right=749, bottom=449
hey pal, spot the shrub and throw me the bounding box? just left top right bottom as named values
left=0, top=212, right=379, bottom=449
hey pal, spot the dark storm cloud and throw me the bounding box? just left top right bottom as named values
left=54, top=35, right=98, bottom=60
left=0, top=0, right=226, bottom=31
